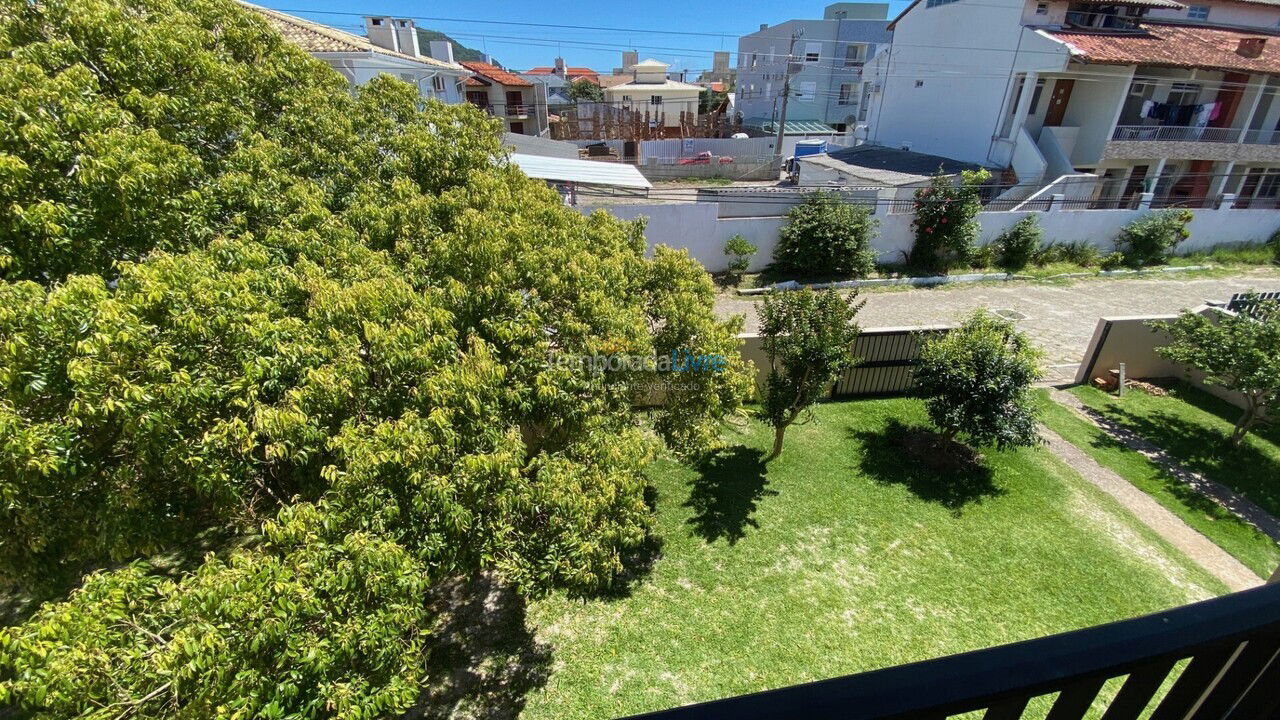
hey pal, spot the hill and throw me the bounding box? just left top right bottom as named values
left=415, top=28, right=500, bottom=66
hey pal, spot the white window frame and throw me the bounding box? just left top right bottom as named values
left=804, top=41, right=822, bottom=63
left=797, top=81, right=817, bottom=101
left=650, top=95, right=663, bottom=105
left=838, top=83, right=854, bottom=105
left=844, top=44, right=868, bottom=67
left=432, top=75, right=446, bottom=93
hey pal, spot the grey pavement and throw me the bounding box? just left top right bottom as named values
left=717, top=269, right=1280, bottom=383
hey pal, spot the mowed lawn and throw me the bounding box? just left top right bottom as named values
left=520, top=398, right=1226, bottom=720
left=1039, top=388, right=1280, bottom=578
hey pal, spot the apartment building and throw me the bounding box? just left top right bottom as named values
left=863, top=0, right=1280, bottom=208
left=735, top=3, right=893, bottom=134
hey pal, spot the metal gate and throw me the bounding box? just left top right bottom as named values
left=830, top=327, right=949, bottom=398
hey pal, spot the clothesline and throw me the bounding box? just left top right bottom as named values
left=1140, top=99, right=1223, bottom=127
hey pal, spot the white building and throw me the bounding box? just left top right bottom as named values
left=602, top=59, right=703, bottom=128
left=736, top=3, right=893, bottom=134
left=240, top=4, right=470, bottom=104
left=862, top=0, right=1280, bottom=208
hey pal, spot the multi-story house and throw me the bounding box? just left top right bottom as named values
left=735, top=3, right=893, bottom=134
left=459, top=61, right=548, bottom=136
left=863, top=0, right=1280, bottom=208
left=239, top=5, right=470, bottom=104
left=601, top=59, right=703, bottom=128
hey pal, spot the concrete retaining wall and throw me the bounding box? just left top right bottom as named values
left=582, top=198, right=1280, bottom=273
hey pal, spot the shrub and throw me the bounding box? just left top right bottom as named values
left=915, top=310, right=1043, bottom=449
left=760, top=288, right=863, bottom=459
left=908, top=168, right=991, bottom=274
left=723, top=234, right=758, bottom=282
left=1116, top=210, right=1193, bottom=267
left=993, top=216, right=1043, bottom=270
left=1031, top=241, right=1100, bottom=268
left=771, top=192, right=878, bottom=279
left=1268, top=228, right=1280, bottom=264
left=1101, top=252, right=1127, bottom=271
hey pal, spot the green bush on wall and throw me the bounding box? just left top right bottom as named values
left=993, top=216, right=1043, bottom=271
left=1116, top=210, right=1193, bottom=268
left=771, top=192, right=878, bottom=279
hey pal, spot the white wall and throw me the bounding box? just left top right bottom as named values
left=582, top=200, right=1280, bottom=272
left=321, top=54, right=465, bottom=104
left=1147, top=1, right=1280, bottom=29
left=864, top=0, right=1072, bottom=166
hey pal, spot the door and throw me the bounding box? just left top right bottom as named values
left=505, top=91, right=524, bottom=116
left=1043, top=79, right=1074, bottom=127
left=1210, top=72, right=1249, bottom=129
left=509, top=121, right=525, bottom=135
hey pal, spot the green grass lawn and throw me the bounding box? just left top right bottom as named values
left=1067, top=383, right=1280, bottom=524
left=519, top=398, right=1225, bottom=719
left=1038, top=390, right=1280, bottom=578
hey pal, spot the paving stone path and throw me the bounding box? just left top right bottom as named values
left=716, top=269, right=1280, bottom=383
left=1051, top=388, right=1280, bottom=544
left=1038, top=422, right=1263, bottom=592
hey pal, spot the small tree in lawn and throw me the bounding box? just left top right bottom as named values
left=908, top=168, right=991, bottom=274
left=916, top=310, right=1043, bottom=449
left=760, top=288, right=863, bottom=460
left=1152, top=299, right=1280, bottom=446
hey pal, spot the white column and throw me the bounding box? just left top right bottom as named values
left=1210, top=161, right=1235, bottom=200
left=1148, top=157, right=1167, bottom=198
left=1009, top=72, right=1038, bottom=142
left=1236, top=75, right=1266, bottom=143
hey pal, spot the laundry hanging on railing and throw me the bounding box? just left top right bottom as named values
left=1140, top=99, right=1222, bottom=126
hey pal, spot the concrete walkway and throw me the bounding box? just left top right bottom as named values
left=1051, top=388, right=1280, bottom=544
left=717, top=269, right=1280, bottom=383
left=1039, top=423, right=1263, bottom=592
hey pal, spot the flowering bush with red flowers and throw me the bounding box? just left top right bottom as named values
left=908, top=168, right=991, bottom=274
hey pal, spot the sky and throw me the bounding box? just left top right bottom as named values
left=259, top=0, right=913, bottom=74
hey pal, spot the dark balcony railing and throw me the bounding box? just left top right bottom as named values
left=622, top=581, right=1280, bottom=720
left=1111, top=125, right=1242, bottom=143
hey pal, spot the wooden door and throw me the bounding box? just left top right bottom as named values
left=1043, top=79, right=1074, bottom=127
left=1210, top=72, right=1248, bottom=129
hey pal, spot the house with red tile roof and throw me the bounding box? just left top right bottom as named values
left=460, top=60, right=547, bottom=136
left=525, top=58, right=602, bottom=85
left=862, top=0, right=1280, bottom=209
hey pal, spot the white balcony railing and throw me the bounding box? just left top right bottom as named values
left=1110, top=125, right=1241, bottom=143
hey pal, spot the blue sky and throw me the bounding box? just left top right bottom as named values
left=261, top=0, right=912, bottom=74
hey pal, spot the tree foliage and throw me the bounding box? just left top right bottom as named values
left=723, top=233, right=757, bottom=282
left=0, top=0, right=751, bottom=715
left=915, top=310, right=1043, bottom=449
left=770, top=192, right=878, bottom=279
left=908, top=169, right=990, bottom=274
left=1153, top=301, right=1280, bottom=446
left=759, top=289, right=863, bottom=459
left=566, top=77, right=604, bottom=102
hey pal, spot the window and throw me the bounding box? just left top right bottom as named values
left=838, top=83, right=854, bottom=105
left=915, top=79, right=925, bottom=88
left=370, top=18, right=384, bottom=26
left=1028, top=78, right=1046, bottom=114
left=925, top=0, right=960, bottom=7
left=621, top=94, right=632, bottom=103
left=804, top=42, right=822, bottom=63
left=1167, top=82, right=1200, bottom=108
left=750, top=53, right=758, bottom=68
left=1187, top=5, right=1209, bottom=19
left=650, top=95, right=663, bottom=105
left=396, top=19, right=409, bottom=27
left=1035, top=2, right=1048, bottom=13
left=432, top=75, right=446, bottom=93
left=844, top=44, right=868, bottom=67
left=797, top=81, right=816, bottom=101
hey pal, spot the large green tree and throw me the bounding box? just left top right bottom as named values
left=0, top=0, right=750, bottom=716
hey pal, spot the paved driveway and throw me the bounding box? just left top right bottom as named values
left=716, top=269, right=1280, bottom=382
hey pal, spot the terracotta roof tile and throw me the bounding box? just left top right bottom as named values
left=525, top=67, right=600, bottom=82
left=459, top=61, right=533, bottom=87
left=1049, top=23, right=1280, bottom=74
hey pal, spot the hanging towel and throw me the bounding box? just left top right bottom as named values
left=1208, top=101, right=1223, bottom=122
left=1142, top=99, right=1156, bottom=119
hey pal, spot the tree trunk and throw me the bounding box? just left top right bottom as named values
left=768, top=423, right=787, bottom=461
left=1231, top=400, right=1259, bottom=447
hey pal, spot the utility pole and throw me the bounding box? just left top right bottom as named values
left=773, top=29, right=803, bottom=165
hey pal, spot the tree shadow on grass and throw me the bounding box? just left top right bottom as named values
left=851, top=420, right=1003, bottom=515
left=408, top=572, right=553, bottom=720
left=1084, top=395, right=1280, bottom=523
left=685, top=445, right=775, bottom=544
